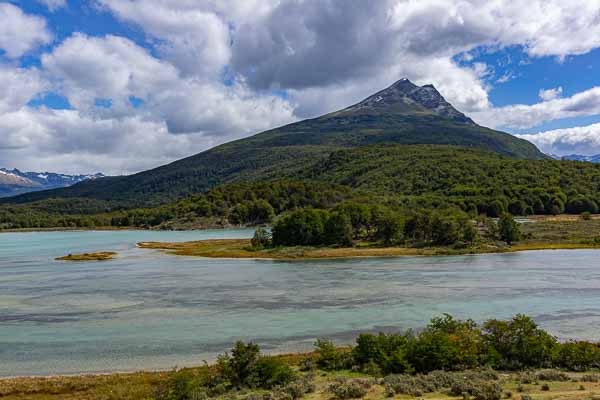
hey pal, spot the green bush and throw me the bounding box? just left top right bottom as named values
left=217, top=341, right=261, bottom=388
left=250, top=357, right=296, bottom=389
left=352, top=332, right=412, bottom=375
left=553, top=341, right=600, bottom=371
left=483, top=314, right=556, bottom=369
left=498, top=213, right=521, bottom=244
left=314, top=338, right=350, bottom=371
left=215, top=342, right=294, bottom=390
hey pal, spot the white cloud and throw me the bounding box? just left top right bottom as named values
left=5, top=0, right=600, bottom=173
left=0, top=3, right=52, bottom=58
left=96, top=0, right=237, bottom=78
left=539, top=86, right=563, bottom=101
left=517, top=123, right=600, bottom=156
left=41, top=33, right=180, bottom=111
left=0, top=33, right=295, bottom=174
left=472, top=86, right=600, bottom=129
left=37, top=0, right=67, bottom=11
left=0, top=65, right=47, bottom=113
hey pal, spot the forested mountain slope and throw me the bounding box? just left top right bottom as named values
left=2, top=79, right=545, bottom=208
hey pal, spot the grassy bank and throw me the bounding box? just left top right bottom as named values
left=2, top=361, right=600, bottom=400
left=138, top=216, right=600, bottom=260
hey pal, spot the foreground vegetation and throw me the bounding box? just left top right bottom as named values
left=2, top=314, right=600, bottom=400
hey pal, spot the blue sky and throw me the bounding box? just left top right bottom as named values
left=2, top=1, right=600, bottom=174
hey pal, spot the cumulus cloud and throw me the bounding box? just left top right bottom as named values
left=518, top=123, right=600, bottom=156
left=0, top=3, right=52, bottom=58
left=4, top=0, right=600, bottom=174
left=472, top=86, right=600, bottom=129
left=41, top=33, right=180, bottom=111
left=539, top=86, right=563, bottom=101
left=0, top=108, right=193, bottom=174
left=0, top=33, right=295, bottom=174
left=0, top=65, right=47, bottom=113
left=96, top=0, right=235, bottom=78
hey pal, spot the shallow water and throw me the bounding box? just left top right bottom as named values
left=1, top=229, right=600, bottom=376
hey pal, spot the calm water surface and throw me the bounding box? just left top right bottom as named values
left=1, top=229, right=600, bottom=376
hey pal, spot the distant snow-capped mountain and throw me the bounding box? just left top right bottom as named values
left=0, top=168, right=105, bottom=198
left=560, top=154, right=600, bottom=163
left=549, top=154, right=600, bottom=163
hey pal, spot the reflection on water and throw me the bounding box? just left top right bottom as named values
left=1, top=229, right=600, bottom=376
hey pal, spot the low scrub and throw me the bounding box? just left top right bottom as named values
left=327, top=377, right=372, bottom=400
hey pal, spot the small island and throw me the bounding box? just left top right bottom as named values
left=138, top=213, right=600, bottom=260
left=55, top=251, right=117, bottom=261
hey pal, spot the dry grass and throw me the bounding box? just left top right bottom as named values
left=55, top=252, right=117, bottom=261
left=3, top=369, right=599, bottom=400
left=0, top=371, right=168, bottom=400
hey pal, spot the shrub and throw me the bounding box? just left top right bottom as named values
left=383, top=375, right=425, bottom=397
left=298, top=356, right=316, bottom=372
left=541, top=384, right=550, bottom=391
left=535, top=370, right=569, bottom=382
left=250, top=357, right=296, bottom=389
left=450, top=380, right=502, bottom=400
left=328, top=378, right=370, bottom=399
left=251, top=227, right=272, bottom=248
left=553, top=341, right=600, bottom=371
left=276, top=374, right=315, bottom=400
left=498, top=213, right=521, bottom=244
left=314, top=339, right=350, bottom=371
left=483, top=315, right=557, bottom=369
left=581, top=211, right=592, bottom=221
left=518, top=372, right=537, bottom=385
left=217, top=341, right=261, bottom=388
left=582, top=374, right=599, bottom=382
left=216, top=342, right=294, bottom=390
left=352, top=332, right=412, bottom=375
left=155, top=369, right=209, bottom=400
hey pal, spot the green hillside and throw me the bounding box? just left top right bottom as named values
left=4, top=144, right=600, bottom=230
left=1, top=79, right=545, bottom=208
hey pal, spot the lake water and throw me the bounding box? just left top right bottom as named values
left=1, top=229, right=600, bottom=377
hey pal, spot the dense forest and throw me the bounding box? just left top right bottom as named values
left=2, top=145, right=600, bottom=230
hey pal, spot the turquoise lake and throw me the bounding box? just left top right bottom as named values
left=1, top=229, right=600, bottom=376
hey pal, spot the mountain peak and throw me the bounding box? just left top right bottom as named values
left=343, top=79, right=474, bottom=125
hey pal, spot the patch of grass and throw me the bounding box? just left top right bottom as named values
left=55, top=251, right=117, bottom=261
